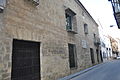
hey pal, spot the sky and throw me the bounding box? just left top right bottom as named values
left=80, top=0, right=120, bottom=39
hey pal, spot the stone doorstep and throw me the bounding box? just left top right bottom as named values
left=58, top=63, right=105, bottom=80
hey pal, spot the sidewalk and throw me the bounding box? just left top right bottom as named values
left=58, top=62, right=105, bottom=80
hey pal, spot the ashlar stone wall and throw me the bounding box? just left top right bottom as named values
left=0, top=0, right=100, bottom=80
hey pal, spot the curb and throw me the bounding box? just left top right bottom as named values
left=58, top=62, right=105, bottom=80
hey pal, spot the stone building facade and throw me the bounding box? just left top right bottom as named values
left=0, top=0, right=101, bottom=80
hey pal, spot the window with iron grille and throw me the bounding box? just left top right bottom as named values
left=0, top=0, right=6, bottom=7
left=66, top=13, right=72, bottom=30
left=65, top=8, right=77, bottom=33
left=84, top=23, right=88, bottom=34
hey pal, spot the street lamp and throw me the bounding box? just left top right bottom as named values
left=110, top=25, right=116, bottom=27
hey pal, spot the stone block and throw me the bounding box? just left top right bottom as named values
left=2, top=73, right=10, bottom=79
left=3, top=54, right=10, bottom=61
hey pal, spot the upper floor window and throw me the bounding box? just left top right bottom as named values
left=93, top=33, right=100, bottom=46
left=66, top=13, right=72, bottom=30
left=94, top=33, right=96, bottom=41
left=0, top=0, right=6, bottom=12
left=65, top=8, right=77, bottom=34
left=94, top=33, right=96, bottom=38
left=109, top=0, right=120, bottom=13
left=0, top=0, right=6, bottom=7
left=84, top=23, right=88, bottom=34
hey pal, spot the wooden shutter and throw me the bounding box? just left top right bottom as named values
left=72, top=16, right=77, bottom=32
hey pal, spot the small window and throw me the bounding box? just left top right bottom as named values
left=0, top=0, right=6, bottom=7
left=84, top=24, right=88, bottom=34
left=106, top=48, right=108, bottom=50
left=94, top=33, right=96, bottom=40
left=109, top=48, right=111, bottom=50
left=94, top=33, right=97, bottom=43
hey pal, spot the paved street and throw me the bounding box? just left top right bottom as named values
left=71, top=60, right=120, bottom=80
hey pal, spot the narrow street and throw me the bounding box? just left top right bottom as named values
left=71, top=60, right=120, bottom=80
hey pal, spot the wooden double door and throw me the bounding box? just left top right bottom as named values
left=11, top=39, right=40, bottom=80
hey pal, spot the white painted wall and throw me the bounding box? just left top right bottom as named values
left=98, top=26, right=112, bottom=62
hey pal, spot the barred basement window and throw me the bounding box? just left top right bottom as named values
left=27, top=0, right=39, bottom=6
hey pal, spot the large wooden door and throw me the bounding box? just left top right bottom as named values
left=11, top=39, right=40, bottom=80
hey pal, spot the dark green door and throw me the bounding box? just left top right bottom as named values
left=68, top=44, right=77, bottom=68
left=90, top=48, right=95, bottom=64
